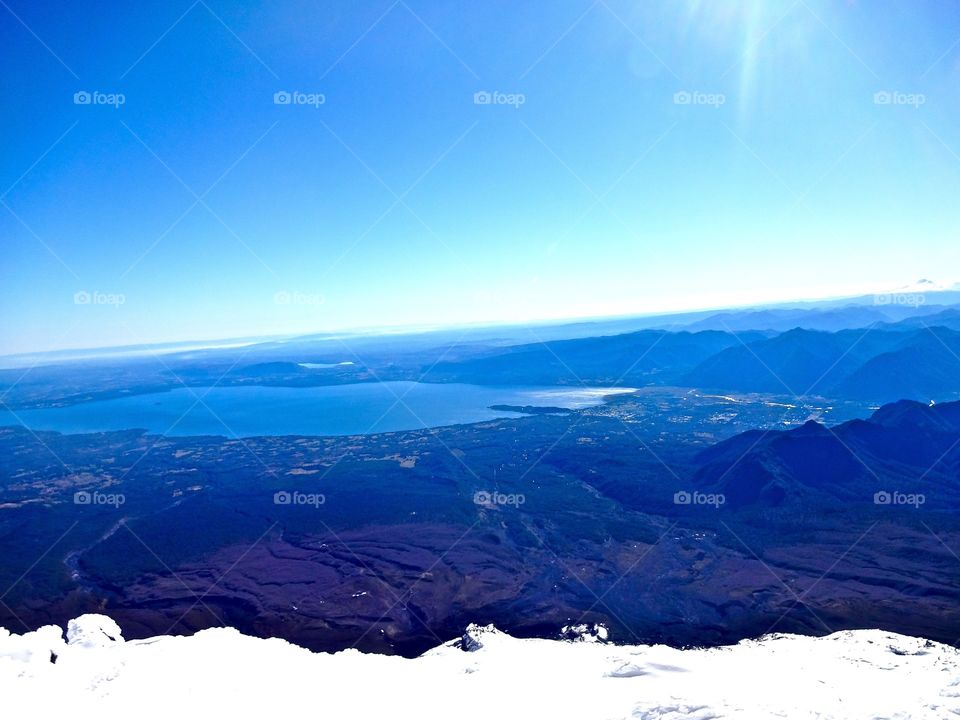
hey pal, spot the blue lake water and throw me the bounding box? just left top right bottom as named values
left=0, top=382, right=634, bottom=438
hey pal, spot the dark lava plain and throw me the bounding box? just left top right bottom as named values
left=1, top=389, right=958, bottom=656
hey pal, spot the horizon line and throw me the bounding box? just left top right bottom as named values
left=2, top=280, right=956, bottom=366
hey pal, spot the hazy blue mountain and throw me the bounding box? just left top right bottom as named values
left=681, top=328, right=903, bottom=395
left=885, top=308, right=960, bottom=331
left=831, top=328, right=960, bottom=402
left=420, top=330, right=766, bottom=385
left=682, top=327, right=960, bottom=401
left=680, top=303, right=960, bottom=333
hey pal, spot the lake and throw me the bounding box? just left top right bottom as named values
left=0, top=382, right=634, bottom=438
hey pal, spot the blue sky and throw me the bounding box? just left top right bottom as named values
left=2, top=0, right=960, bottom=354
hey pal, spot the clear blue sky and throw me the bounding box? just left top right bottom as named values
left=2, top=0, right=960, bottom=354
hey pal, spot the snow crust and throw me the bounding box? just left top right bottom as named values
left=2, top=615, right=959, bottom=719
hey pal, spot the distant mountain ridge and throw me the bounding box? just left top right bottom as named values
left=683, top=326, right=960, bottom=402
left=3, top=294, right=960, bottom=410
left=421, top=323, right=960, bottom=403
left=678, top=302, right=958, bottom=333
left=421, top=329, right=767, bottom=386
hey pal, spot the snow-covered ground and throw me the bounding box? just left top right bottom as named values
left=2, top=616, right=959, bottom=719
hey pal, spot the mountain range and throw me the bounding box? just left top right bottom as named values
left=693, top=398, right=960, bottom=510
left=423, top=323, right=960, bottom=404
